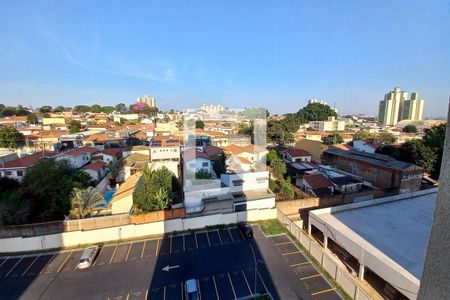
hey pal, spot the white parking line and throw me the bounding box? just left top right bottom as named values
left=4, top=257, right=23, bottom=278
left=227, top=272, right=237, bottom=300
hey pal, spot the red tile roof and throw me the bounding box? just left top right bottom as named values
left=303, top=174, right=333, bottom=189
left=203, top=146, right=224, bottom=158
left=61, top=146, right=98, bottom=156
left=183, top=148, right=211, bottom=161
left=101, top=148, right=123, bottom=157
left=83, top=160, right=106, bottom=171
left=281, top=146, right=311, bottom=157
left=1, top=151, right=57, bottom=169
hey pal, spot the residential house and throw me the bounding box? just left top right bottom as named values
left=56, top=146, right=98, bottom=168
left=280, top=146, right=311, bottom=163
left=183, top=148, right=213, bottom=175
left=0, top=151, right=57, bottom=181
left=92, top=148, right=123, bottom=164
left=123, top=153, right=149, bottom=180
left=110, top=172, right=140, bottom=214
left=83, top=160, right=107, bottom=182
left=352, top=140, right=380, bottom=153
left=149, top=136, right=180, bottom=177
left=295, top=139, right=330, bottom=161
left=296, top=173, right=334, bottom=197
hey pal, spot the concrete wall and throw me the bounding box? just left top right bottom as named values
left=111, top=194, right=133, bottom=215
left=221, top=171, right=269, bottom=193
left=0, top=208, right=276, bottom=253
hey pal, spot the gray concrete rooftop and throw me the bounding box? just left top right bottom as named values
left=320, top=192, right=436, bottom=278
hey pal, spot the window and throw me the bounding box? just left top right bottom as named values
left=202, top=162, right=209, bottom=167
left=232, top=180, right=243, bottom=186
left=5, top=171, right=12, bottom=176
left=256, top=177, right=266, bottom=184
left=16, top=170, right=24, bottom=177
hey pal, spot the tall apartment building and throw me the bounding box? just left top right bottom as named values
left=136, top=95, right=156, bottom=108
left=402, top=92, right=424, bottom=121
left=378, top=87, right=424, bottom=126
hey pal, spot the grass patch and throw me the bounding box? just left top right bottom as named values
left=256, top=219, right=288, bottom=235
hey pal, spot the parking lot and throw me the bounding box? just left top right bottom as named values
left=0, top=225, right=342, bottom=300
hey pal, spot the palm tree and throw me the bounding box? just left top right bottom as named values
left=70, top=187, right=106, bottom=219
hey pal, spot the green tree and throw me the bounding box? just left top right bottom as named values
left=91, top=104, right=102, bottom=113
left=238, top=121, right=254, bottom=143
left=212, top=153, right=227, bottom=176
left=375, top=145, right=401, bottom=160
left=195, top=120, right=205, bottom=129
left=20, top=159, right=92, bottom=223
left=39, top=105, right=53, bottom=113
left=69, top=120, right=82, bottom=134
left=424, top=123, right=446, bottom=179
left=27, top=114, right=38, bottom=124
left=73, top=105, right=91, bottom=113
left=267, top=120, right=294, bottom=145
left=353, top=131, right=372, bottom=141
left=266, top=150, right=279, bottom=165
left=270, top=156, right=287, bottom=179
left=53, top=106, right=66, bottom=112
left=296, top=103, right=338, bottom=123
left=115, top=103, right=127, bottom=113
left=133, top=166, right=177, bottom=212
left=69, top=187, right=105, bottom=219
left=402, top=125, right=417, bottom=133
left=323, top=133, right=344, bottom=145
left=0, top=127, right=25, bottom=148
left=400, top=140, right=436, bottom=173
left=377, top=132, right=396, bottom=144
left=279, top=178, right=295, bottom=199
left=101, top=106, right=115, bottom=113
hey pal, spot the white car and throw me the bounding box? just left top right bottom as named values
left=184, top=279, right=199, bottom=300
left=77, top=246, right=99, bottom=269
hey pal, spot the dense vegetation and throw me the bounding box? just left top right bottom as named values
left=0, top=104, right=31, bottom=116
left=133, top=166, right=178, bottom=213
left=267, top=103, right=338, bottom=145
left=0, top=159, right=94, bottom=225
left=376, top=123, right=446, bottom=178
left=0, top=127, right=25, bottom=148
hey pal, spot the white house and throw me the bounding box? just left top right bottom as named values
left=83, top=161, right=107, bottom=181
left=183, top=148, right=213, bottom=175
left=56, top=146, right=98, bottom=169
left=280, top=146, right=312, bottom=163
left=0, top=151, right=57, bottom=181
left=352, top=140, right=379, bottom=153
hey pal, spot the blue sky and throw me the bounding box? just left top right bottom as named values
left=0, top=1, right=449, bottom=117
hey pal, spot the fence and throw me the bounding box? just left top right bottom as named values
left=277, top=209, right=372, bottom=300
left=130, top=208, right=186, bottom=224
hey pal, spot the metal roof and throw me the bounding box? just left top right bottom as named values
left=324, top=148, right=420, bottom=171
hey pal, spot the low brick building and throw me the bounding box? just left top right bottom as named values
left=322, top=148, right=423, bottom=193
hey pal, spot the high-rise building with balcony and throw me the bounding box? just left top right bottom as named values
left=402, top=92, right=424, bottom=121
left=136, top=95, right=156, bottom=108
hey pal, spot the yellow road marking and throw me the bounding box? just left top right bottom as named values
left=22, top=256, right=39, bottom=276
left=213, top=275, right=220, bottom=300
left=170, top=236, right=173, bottom=254
left=311, top=287, right=337, bottom=296
left=290, top=262, right=310, bottom=267
left=257, top=269, right=268, bottom=293
left=0, top=258, right=8, bottom=268
left=206, top=231, right=211, bottom=247
left=39, top=254, right=55, bottom=274
left=275, top=241, right=293, bottom=246
left=194, top=233, right=198, bottom=249
left=57, top=251, right=72, bottom=273
left=227, top=272, right=237, bottom=300
left=197, top=279, right=202, bottom=300
left=282, top=251, right=301, bottom=256
left=183, top=235, right=186, bottom=251
left=125, top=242, right=133, bottom=261
left=242, top=270, right=252, bottom=295
left=156, top=239, right=160, bottom=256
left=300, top=273, right=321, bottom=280
left=141, top=240, right=147, bottom=259
left=109, top=245, right=118, bottom=264
left=217, top=230, right=223, bottom=245
left=4, top=257, right=23, bottom=278
left=227, top=228, right=234, bottom=243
